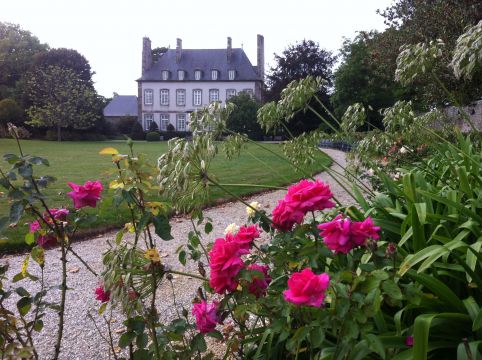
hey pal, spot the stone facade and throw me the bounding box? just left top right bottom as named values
left=137, top=35, right=264, bottom=131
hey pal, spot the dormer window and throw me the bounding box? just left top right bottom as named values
left=194, top=70, right=201, bottom=80
left=228, top=70, right=236, bottom=80
left=211, top=70, right=218, bottom=81
left=161, top=70, right=169, bottom=80
left=178, top=70, right=185, bottom=81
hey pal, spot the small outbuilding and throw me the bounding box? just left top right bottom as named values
left=103, top=95, right=138, bottom=132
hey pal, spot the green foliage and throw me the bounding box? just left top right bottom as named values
left=148, top=120, right=159, bottom=132
left=26, top=65, right=99, bottom=141
left=451, top=20, right=482, bottom=81
left=130, top=121, right=145, bottom=140
left=145, top=131, right=160, bottom=141
left=226, top=93, right=263, bottom=140
left=0, top=98, right=24, bottom=127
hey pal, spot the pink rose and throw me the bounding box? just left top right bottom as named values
left=95, top=285, right=110, bottom=302
left=283, top=268, right=330, bottom=307
left=286, top=179, right=335, bottom=213
left=37, top=233, right=57, bottom=248
left=192, top=300, right=222, bottom=333
left=405, top=336, right=413, bottom=347
left=67, top=180, right=103, bottom=209
left=227, top=225, right=260, bottom=249
left=351, top=217, right=381, bottom=246
left=247, top=264, right=271, bottom=298
left=318, top=215, right=353, bottom=253
left=209, top=237, right=249, bottom=294
left=272, top=199, right=301, bottom=232
left=29, top=220, right=41, bottom=233
left=29, top=208, right=69, bottom=233
left=318, top=215, right=380, bottom=254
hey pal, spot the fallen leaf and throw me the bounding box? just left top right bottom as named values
left=68, top=266, right=80, bottom=273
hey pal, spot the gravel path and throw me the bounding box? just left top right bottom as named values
left=1, top=149, right=352, bottom=359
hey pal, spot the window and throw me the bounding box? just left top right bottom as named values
left=211, top=70, right=218, bottom=80
left=195, top=70, right=201, bottom=80
left=144, top=113, right=153, bottom=130
left=243, top=89, right=254, bottom=97
left=228, top=70, right=236, bottom=80
left=176, top=89, right=186, bottom=106
left=226, top=89, right=236, bottom=100
left=193, top=89, right=202, bottom=106
left=176, top=114, right=186, bottom=131
left=160, top=89, right=169, bottom=105
left=144, top=89, right=153, bottom=105
left=160, top=114, right=169, bottom=131
left=161, top=70, right=169, bottom=80
left=178, top=70, right=184, bottom=80
left=209, top=89, right=219, bottom=103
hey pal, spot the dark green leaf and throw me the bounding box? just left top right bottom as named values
left=382, top=280, right=403, bottom=300
left=18, top=164, right=33, bottom=178
left=15, top=287, right=30, bottom=297
left=17, top=297, right=32, bottom=316
left=204, top=222, right=213, bottom=234
left=33, top=319, right=44, bottom=332
left=206, top=330, right=223, bottom=340
left=136, top=333, right=148, bottom=349
left=179, top=250, right=187, bottom=266
left=119, top=332, right=136, bottom=348
left=191, top=333, right=207, bottom=353
left=133, top=349, right=149, bottom=360
left=9, top=202, right=24, bottom=224
left=3, top=153, right=19, bottom=164
left=152, top=214, right=173, bottom=240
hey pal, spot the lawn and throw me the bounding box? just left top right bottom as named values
left=0, top=139, right=331, bottom=251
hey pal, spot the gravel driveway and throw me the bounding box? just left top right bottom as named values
left=1, top=149, right=352, bottom=359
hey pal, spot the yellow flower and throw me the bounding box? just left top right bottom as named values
left=144, top=248, right=161, bottom=263
left=246, top=201, right=261, bottom=218
left=224, top=223, right=239, bottom=235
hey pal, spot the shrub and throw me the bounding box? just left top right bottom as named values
left=148, top=121, right=159, bottom=132
left=145, top=131, right=160, bottom=141
left=159, top=131, right=190, bottom=141
left=166, top=123, right=175, bottom=132
left=130, top=121, right=145, bottom=140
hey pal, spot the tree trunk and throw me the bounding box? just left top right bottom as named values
left=57, top=123, right=61, bottom=142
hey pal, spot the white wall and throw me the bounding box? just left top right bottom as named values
left=140, top=81, right=256, bottom=130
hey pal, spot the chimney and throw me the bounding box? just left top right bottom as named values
left=142, top=37, right=152, bottom=75
left=227, top=37, right=232, bottom=63
left=176, top=38, right=182, bottom=63
left=257, top=34, right=264, bottom=80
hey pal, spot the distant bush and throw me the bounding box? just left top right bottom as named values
left=148, top=121, right=159, bottom=132
left=117, top=117, right=137, bottom=134
left=146, top=131, right=160, bottom=141
left=159, top=131, right=190, bottom=141
left=130, top=121, right=145, bottom=140
left=166, top=123, right=175, bottom=132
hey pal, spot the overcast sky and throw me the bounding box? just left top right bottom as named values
left=1, top=0, right=394, bottom=97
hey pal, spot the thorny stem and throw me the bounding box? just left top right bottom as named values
left=53, top=234, right=67, bottom=360
left=67, top=246, right=98, bottom=276
left=189, top=218, right=210, bottom=262
left=167, top=269, right=208, bottom=282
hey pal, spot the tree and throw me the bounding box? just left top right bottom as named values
left=0, top=22, right=48, bottom=102
left=151, top=47, right=168, bottom=63
left=266, top=40, right=337, bottom=135
left=266, top=40, right=335, bottom=102
left=26, top=66, right=99, bottom=141
left=130, top=121, right=145, bottom=140
left=368, top=0, right=482, bottom=106
left=33, top=48, right=94, bottom=84
left=226, top=93, right=262, bottom=140
left=331, top=34, right=408, bottom=129
left=0, top=98, right=24, bottom=127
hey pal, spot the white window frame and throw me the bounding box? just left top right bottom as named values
left=160, top=89, right=169, bottom=106
left=160, top=114, right=169, bottom=131
left=195, top=70, right=201, bottom=80
left=176, top=89, right=186, bottom=106
left=211, top=70, right=218, bottom=80
left=176, top=114, right=186, bottom=131
left=144, top=89, right=153, bottom=105
left=243, top=88, right=254, bottom=97
left=161, top=70, right=169, bottom=80
left=226, top=89, right=236, bottom=100
left=228, top=70, right=236, bottom=80
left=193, top=89, right=202, bottom=106
left=209, top=89, right=219, bottom=103
left=178, top=70, right=184, bottom=81
left=144, top=113, right=153, bottom=130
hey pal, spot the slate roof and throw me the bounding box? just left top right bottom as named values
left=103, top=95, right=138, bottom=117
left=138, top=48, right=260, bottom=82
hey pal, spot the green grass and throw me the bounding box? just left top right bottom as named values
left=0, top=139, right=331, bottom=251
